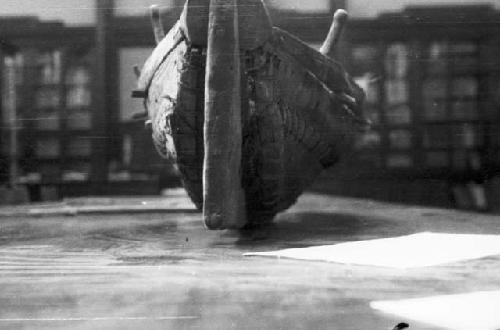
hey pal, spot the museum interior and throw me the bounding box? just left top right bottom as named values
left=2, top=2, right=500, bottom=330
left=1, top=0, right=500, bottom=212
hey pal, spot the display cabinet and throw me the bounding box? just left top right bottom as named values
left=0, top=18, right=96, bottom=198
left=342, top=5, right=500, bottom=180
left=0, top=41, right=18, bottom=186
left=14, top=47, right=94, bottom=186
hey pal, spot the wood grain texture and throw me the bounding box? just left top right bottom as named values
left=203, top=0, right=246, bottom=229
left=271, top=27, right=364, bottom=102
left=180, top=0, right=272, bottom=50
left=3, top=195, right=500, bottom=329
left=136, top=21, right=183, bottom=93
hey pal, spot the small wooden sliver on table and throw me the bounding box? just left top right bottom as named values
left=132, top=0, right=369, bottom=230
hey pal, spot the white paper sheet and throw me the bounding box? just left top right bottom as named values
left=371, top=291, right=500, bottom=330
left=244, top=232, right=500, bottom=268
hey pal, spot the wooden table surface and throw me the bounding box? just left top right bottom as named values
left=1, top=193, right=499, bottom=329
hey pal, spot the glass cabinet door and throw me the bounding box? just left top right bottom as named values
left=420, top=39, right=484, bottom=171
left=63, top=48, right=93, bottom=182
left=11, top=46, right=94, bottom=185
left=384, top=42, right=413, bottom=169
left=10, top=49, right=63, bottom=183
left=348, top=36, right=486, bottom=175
left=349, top=41, right=415, bottom=170
left=349, top=43, right=383, bottom=167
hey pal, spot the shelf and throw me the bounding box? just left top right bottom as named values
left=64, top=156, right=91, bottom=161
left=28, top=130, right=63, bottom=137
left=31, top=158, right=62, bottom=162
left=31, top=83, right=61, bottom=88
left=31, top=106, right=61, bottom=112
left=62, top=129, right=93, bottom=135
left=422, top=146, right=484, bottom=152
left=422, top=119, right=486, bottom=125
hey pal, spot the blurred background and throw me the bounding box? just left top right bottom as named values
left=1, top=0, right=499, bottom=212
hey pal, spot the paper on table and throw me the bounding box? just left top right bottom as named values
left=244, top=232, right=500, bottom=268
left=371, top=291, right=500, bottom=330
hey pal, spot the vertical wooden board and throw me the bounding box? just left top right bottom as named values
left=203, top=0, right=246, bottom=229
left=180, top=0, right=272, bottom=49
left=237, top=0, right=273, bottom=49
left=180, top=0, right=209, bottom=46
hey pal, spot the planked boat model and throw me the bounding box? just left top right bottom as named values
left=132, top=0, right=369, bottom=230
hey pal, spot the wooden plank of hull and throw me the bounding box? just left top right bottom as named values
left=203, top=0, right=246, bottom=229
left=270, top=27, right=365, bottom=107
left=180, top=0, right=272, bottom=50
left=171, top=49, right=206, bottom=210
left=137, top=21, right=184, bottom=93
left=244, top=48, right=349, bottom=217
left=144, top=38, right=205, bottom=209
left=146, top=41, right=188, bottom=160
left=252, top=48, right=359, bottom=158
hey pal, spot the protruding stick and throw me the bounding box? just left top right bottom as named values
left=203, top=0, right=246, bottom=229
left=320, top=9, right=348, bottom=58
left=150, top=5, right=165, bottom=44
left=133, top=65, right=141, bottom=78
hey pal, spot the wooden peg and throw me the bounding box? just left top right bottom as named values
left=320, top=9, right=348, bottom=58
left=133, top=65, right=141, bottom=78
left=150, top=5, right=165, bottom=44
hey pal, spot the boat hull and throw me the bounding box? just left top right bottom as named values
left=141, top=23, right=366, bottom=226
